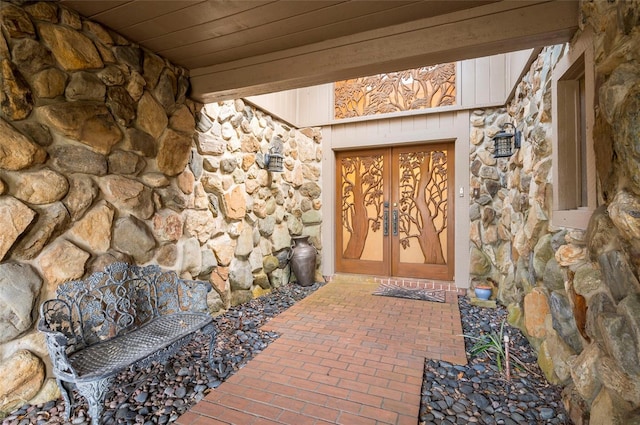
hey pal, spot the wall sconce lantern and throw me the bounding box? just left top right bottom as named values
left=492, top=122, right=522, bottom=158
left=264, top=147, right=284, bottom=173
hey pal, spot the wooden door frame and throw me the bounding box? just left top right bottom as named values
left=335, top=143, right=455, bottom=280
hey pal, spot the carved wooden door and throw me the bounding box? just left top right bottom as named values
left=336, top=143, right=454, bottom=280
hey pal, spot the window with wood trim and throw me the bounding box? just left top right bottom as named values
left=552, top=29, right=596, bottom=229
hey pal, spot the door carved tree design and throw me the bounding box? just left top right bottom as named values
left=340, top=155, right=384, bottom=259
left=397, top=150, right=448, bottom=264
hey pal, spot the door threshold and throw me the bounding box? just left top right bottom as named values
left=329, top=273, right=459, bottom=292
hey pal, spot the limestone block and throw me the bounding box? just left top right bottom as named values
left=589, top=388, right=633, bottom=425
left=180, top=237, right=201, bottom=277
left=127, top=70, right=146, bottom=101
left=0, top=263, right=42, bottom=343
left=586, top=205, right=623, bottom=261
left=113, top=45, right=142, bottom=72
left=199, top=249, right=217, bottom=278
left=176, top=170, right=195, bottom=196
left=124, top=127, right=157, bottom=158
left=211, top=234, right=236, bottom=267
left=152, top=209, right=183, bottom=242
left=141, top=173, right=169, bottom=188
left=532, top=234, right=554, bottom=278
left=11, top=167, right=68, bottom=205
left=13, top=122, right=52, bottom=147
left=98, top=175, right=154, bottom=220
left=541, top=258, right=564, bottom=291
left=106, top=86, right=136, bottom=126
left=0, top=197, right=35, bottom=261
left=150, top=243, right=174, bottom=268
left=0, top=4, right=35, bottom=38
left=469, top=245, right=492, bottom=276
left=524, top=288, right=550, bottom=339
left=142, top=51, right=164, bottom=89
left=37, top=103, right=122, bottom=154
left=549, top=291, right=583, bottom=353
left=586, top=292, right=616, bottom=345
left=222, top=186, right=246, bottom=220
left=11, top=202, right=70, bottom=261
left=555, top=244, right=587, bottom=267
left=0, top=59, right=32, bottom=121
left=65, top=71, right=106, bottom=101
left=596, top=313, right=640, bottom=375
left=27, top=378, right=60, bottom=407
left=230, top=289, right=253, bottom=307
left=11, top=38, right=54, bottom=75
left=157, top=128, right=192, bottom=176
left=537, top=340, right=561, bottom=385
left=598, top=250, right=640, bottom=302
left=51, top=145, right=108, bottom=176
left=153, top=68, right=177, bottom=110
left=608, top=189, right=640, bottom=241
left=229, top=259, right=252, bottom=291
left=571, top=343, right=603, bottom=402
left=235, top=226, right=254, bottom=258
left=617, top=293, right=640, bottom=353
left=0, top=350, right=44, bottom=414
left=597, top=355, right=640, bottom=406
left=0, top=118, right=46, bottom=171
left=63, top=174, right=99, bottom=221
left=112, top=216, right=156, bottom=264
left=573, top=262, right=603, bottom=296
left=38, top=239, right=89, bottom=288
left=184, top=209, right=216, bottom=244
left=38, top=23, right=103, bottom=70
left=108, top=150, right=144, bottom=175
left=68, top=201, right=114, bottom=252
left=136, top=91, right=167, bottom=139
left=170, top=105, right=195, bottom=134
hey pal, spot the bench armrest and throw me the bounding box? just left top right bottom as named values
left=38, top=325, right=78, bottom=380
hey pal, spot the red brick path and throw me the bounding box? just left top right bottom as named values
left=177, top=277, right=466, bottom=425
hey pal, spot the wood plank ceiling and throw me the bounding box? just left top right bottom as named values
left=59, top=0, right=579, bottom=103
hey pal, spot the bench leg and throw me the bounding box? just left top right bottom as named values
left=203, top=323, right=217, bottom=367
left=76, top=377, right=113, bottom=425
left=57, top=379, right=75, bottom=420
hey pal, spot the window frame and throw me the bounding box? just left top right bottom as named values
left=551, top=28, right=596, bottom=230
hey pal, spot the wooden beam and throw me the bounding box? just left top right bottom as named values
left=190, top=1, right=578, bottom=103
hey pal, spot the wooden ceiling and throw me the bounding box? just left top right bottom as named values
left=59, top=1, right=579, bottom=103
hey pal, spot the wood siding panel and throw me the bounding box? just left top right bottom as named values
left=490, top=54, right=506, bottom=104
left=474, top=56, right=491, bottom=105
left=247, top=51, right=536, bottom=128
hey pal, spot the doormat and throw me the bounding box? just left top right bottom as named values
left=373, top=282, right=445, bottom=303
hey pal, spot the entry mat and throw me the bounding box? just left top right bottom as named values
left=373, top=282, right=446, bottom=303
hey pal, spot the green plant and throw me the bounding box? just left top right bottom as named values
left=464, top=320, right=508, bottom=371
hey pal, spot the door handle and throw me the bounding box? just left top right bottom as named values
left=383, top=202, right=389, bottom=236
left=392, top=209, right=398, bottom=236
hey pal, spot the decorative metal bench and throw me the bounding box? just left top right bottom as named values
left=38, top=262, right=216, bottom=425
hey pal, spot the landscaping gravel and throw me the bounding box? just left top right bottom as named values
left=419, top=297, right=571, bottom=425
left=4, top=285, right=571, bottom=425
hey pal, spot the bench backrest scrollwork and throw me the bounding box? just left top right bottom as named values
left=39, top=263, right=209, bottom=355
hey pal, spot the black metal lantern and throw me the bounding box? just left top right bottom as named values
left=264, top=147, right=284, bottom=172
left=492, top=122, right=522, bottom=158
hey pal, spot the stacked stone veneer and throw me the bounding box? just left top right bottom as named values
left=469, top=2, right=640, bottom=423
left=0, top=1, right=322, bottom=414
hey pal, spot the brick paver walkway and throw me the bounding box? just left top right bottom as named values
left=177, top=277, right=466, bottom=425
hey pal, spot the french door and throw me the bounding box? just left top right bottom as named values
left=335, top=143, right=455, bottom=280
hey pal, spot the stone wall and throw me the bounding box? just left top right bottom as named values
left=0, top=1, right=322, bottom=414
left=470, top=1, right=640, bottom=423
